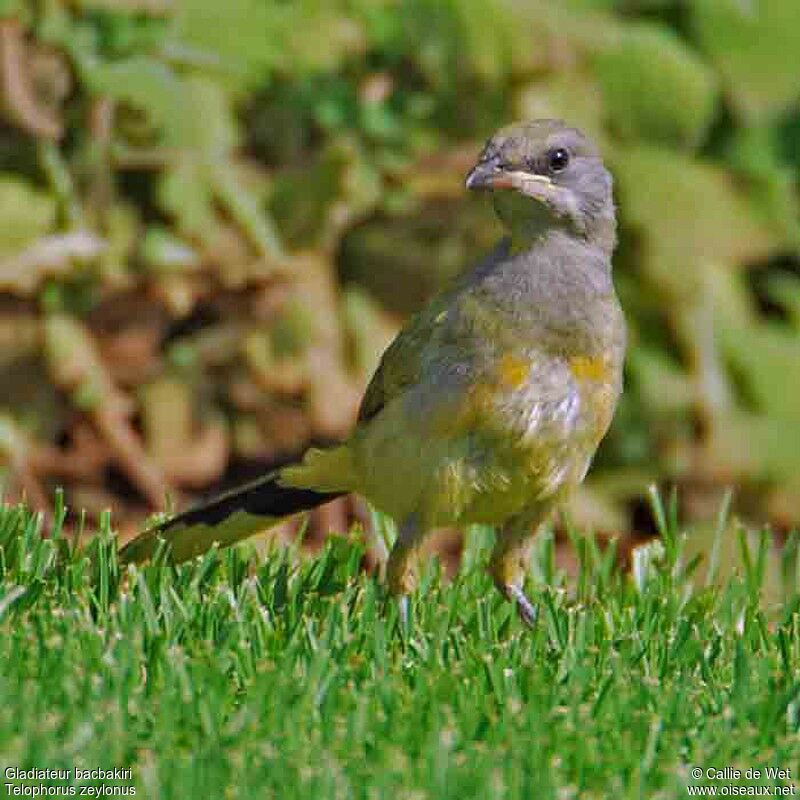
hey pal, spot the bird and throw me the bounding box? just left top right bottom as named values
left=120, top=119, right=626, bottom=626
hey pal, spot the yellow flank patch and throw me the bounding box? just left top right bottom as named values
left=498, top=354, right=529, bottom=388
left=569, top=355, right=608, bottom=382
left=437, top=355, right=528, bottom=435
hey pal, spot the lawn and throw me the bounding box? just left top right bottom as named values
left=1, top=494, right=799, bottom=799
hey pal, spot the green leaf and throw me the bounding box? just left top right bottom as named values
left=723, top=123, right=800, bottom=247
left=515, top=72, right=606, bottom=148
left=0, top=177, right=57, bottom=257
left=157, top=160, right=216, bottom=241
left=612, top=146, right=779, bottom=297
left=140, top=227, right=200, bottom=273
left=713, top=274, right=800, bottom=423
left=82, top=56, right=184, bottom=144
left=690, top=0, right=800, bottom=121
left=593, top=23, right=717, bottom=148
left=175, top=0, right=364, bottom=88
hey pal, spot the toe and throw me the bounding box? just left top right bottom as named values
left=507, top=584, right=538, bottom=628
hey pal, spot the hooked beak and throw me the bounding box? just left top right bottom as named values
left=466, top=163, right=553, bottom=195
left=465, top=161, right=505, bottom=191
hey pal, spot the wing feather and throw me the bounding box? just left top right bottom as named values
left=358, top=240, right=512, bottom=424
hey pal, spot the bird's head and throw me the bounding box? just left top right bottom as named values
left=466, top=120, right=615, bottom=253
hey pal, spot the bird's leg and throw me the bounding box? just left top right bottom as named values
left=397, top=596, right=410, bottom=632
left=488, top=511, right=546, bottom=627
left=386, top=514, right=424, bottom=629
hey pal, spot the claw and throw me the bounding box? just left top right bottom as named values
left=507, top=584, right=538, bottom=628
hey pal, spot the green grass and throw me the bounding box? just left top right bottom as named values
left=1, top=495, right=799, bottom=799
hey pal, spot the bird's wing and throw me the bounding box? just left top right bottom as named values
left=358, top=295, right=448, bottom=423
left=359, top=240, right=512, bottom=424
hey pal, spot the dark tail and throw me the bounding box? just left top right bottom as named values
left=119, top=470, right=343, bottom=564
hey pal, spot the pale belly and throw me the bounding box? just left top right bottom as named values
left=350, top=377, right=611, bottom=528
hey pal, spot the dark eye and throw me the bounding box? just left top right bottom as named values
left=547, top=147, right=570, bottom=172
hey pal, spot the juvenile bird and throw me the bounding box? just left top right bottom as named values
left=121, top=120, right=626, bottom=626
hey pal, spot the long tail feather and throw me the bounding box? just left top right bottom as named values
left=119, top=470, right=343, bottom=564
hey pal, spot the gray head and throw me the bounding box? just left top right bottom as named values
left=466, top=120, right=615, bottom=253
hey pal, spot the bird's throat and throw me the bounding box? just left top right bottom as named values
left=493, top=193, right=557, bottom=254
left=493, top=191, right=616, bottom=257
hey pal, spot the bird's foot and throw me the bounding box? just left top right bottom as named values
left=507, top=584, right=538, bottom=628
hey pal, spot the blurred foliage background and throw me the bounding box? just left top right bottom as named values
left=0, top=0, right=799, bottom=550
